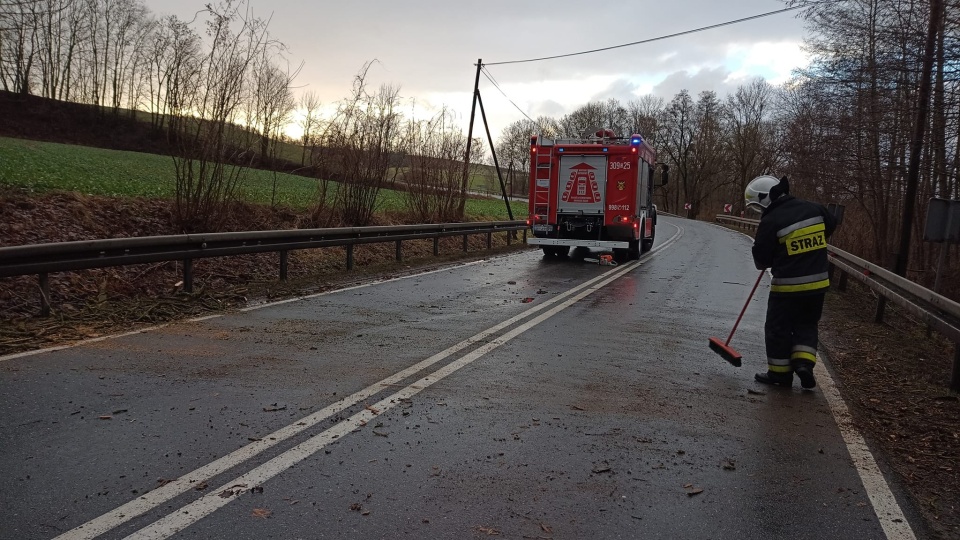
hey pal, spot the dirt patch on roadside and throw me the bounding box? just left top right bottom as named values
left=820, top=281, right=959, bottom=540
left=0, top=187, right=527, bottom=355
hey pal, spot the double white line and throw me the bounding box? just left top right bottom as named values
left=56, top=228, right=682, bottom=540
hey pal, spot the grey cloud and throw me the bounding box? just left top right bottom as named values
left=531, top=99, right=567, bottom=118
left=652, top=67, right=738, bottom=100
left=590, top=78, right=642, bottom=104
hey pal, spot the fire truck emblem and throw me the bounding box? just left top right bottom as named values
left=617, top=181, right=625, bottom=191
left=561, top=163, right=602, bottom=204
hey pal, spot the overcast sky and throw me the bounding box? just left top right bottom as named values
left=144, top=0, right=811, bottom=139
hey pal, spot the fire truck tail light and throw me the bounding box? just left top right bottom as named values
left=631, top=147, right=637, bottom=153
left=634, top=221, right=640, bottom=230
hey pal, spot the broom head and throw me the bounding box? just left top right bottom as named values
left=709, top=337, right=742, bottom=367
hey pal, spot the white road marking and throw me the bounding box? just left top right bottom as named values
left=818, top=359, right=917, bottom=539
left=55, top=228, right=683, bottom=540
left=122, top=234, right=680, bottom=540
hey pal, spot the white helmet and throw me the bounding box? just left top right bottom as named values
left=745, top=175, right=783, bottom=213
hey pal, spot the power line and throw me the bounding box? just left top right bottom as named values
left=485, top=5, right=811, bottom=66
left=480, top=66, right=538, bottom=125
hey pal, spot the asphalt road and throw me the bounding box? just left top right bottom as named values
left=0, top=217, right=923, bottom=539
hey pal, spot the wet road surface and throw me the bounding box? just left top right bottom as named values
left=0, top=217, right=922, bottom=539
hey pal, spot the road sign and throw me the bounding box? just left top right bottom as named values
left=723, top=204, right=732, bottom=213
left=684, top=203, right=692, bottom=210
left=924, top=198, right=960, bottom=243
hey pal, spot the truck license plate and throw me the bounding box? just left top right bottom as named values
left=532, top=224, right=552, bottom=232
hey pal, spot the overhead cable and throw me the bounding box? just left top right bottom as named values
left=485, top=4, right=813, bottom=66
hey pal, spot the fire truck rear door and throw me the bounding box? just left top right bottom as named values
left=557, top=155, right=607, bottom=214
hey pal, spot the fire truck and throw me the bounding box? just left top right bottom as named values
left=527, top=130, right=668, bottom=261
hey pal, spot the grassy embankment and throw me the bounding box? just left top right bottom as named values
left=0, top=136, right=526, bottom=220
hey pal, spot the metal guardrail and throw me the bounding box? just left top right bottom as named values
left=715, top=215, right=760, bottom=231
left=715, top=214, right=960, bottom=390
left=0, top=221, right=528, bottom=317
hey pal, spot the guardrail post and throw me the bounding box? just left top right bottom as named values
left=486, top=232, right=492, bottom=249
left=952, top=345, right=960, bottom=393
left=875, top=297, right=886, bottom=324
left=463, top=234, right=469, bottom=253
left=506, top=231, right=512, bottom=246
left=279, top=251, right=288, bottom=281
left=183, top=259, right=193, bottom=293
left=838, top=271, right=848, bottom=292
left=395, top=240, right=402, bottom=262
left=523, top=229, right=527, bottom=242
left=39, top=273, right=50, bottom=317
left=433, top=237, right=439, bottom=256
left=346, top=245, right=354, bottom=270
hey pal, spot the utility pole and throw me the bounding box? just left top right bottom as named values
left=459, top=59, right=482, bottom=218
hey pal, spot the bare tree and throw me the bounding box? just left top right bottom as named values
left=323, top=61, right=403, bottom=226
left=167, top=0, right=273, bottom=233
left=403, top=107, right=476, bottom=222
left=725, top=78, right=779, bottom=213
left=660, top=89, right=696, bottom=215
left=0, top=0, right=41, bottom=94
left=298, top=90, right=321, bottom=167
left=626, top=95, right=664, bottom=144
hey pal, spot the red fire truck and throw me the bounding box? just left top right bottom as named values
left=527, top=130, right=668, bottom=261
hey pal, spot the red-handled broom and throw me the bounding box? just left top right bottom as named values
left=708, top=270, right=766, bottom=367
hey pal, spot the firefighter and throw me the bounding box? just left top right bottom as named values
left=745, top=175, right=837, bottom=389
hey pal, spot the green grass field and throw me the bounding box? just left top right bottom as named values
left=0, top=137, right=525, bottom=219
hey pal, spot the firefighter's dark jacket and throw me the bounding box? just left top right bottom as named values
left=752, top=195, right=837, bottom=295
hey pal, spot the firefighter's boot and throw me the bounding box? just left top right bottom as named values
left=754, top=371, right=793, bottom=387
left=793, top=362, right=817, bottom=390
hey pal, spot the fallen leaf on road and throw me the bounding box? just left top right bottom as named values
left=722, top=461, right=736, bottom=470
left=251, top=508, right=271, bottom=519
left=686, top=487, right=704, bottom=496
left=263, top=404, right=286, bottom=412
left=365, top=405, right=380, bottom=414
left=747, top=389, right=766, bottom=396
left=571, top=405, right=585, bottom=411
left=522, top=297, right=534, bottom=303
left=194, top=482, right=208, bottom=491
left=475, top=526, right=500, bottom=535
left=99, top=415, right=112, bottom=420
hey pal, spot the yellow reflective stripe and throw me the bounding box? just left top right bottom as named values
left=770, top=279, right=830, bottom=293
left=791, top=351, right=817, bottom=363
left=779, top=223, right=825, bottom=244
left=768, top=364, right=793, bottom=373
